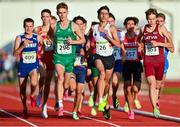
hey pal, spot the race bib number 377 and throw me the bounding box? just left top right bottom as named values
left=22, top=51, right=36, bottom=64
left=145, top=43, right=159, bottom=56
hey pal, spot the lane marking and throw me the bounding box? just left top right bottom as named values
left=0, top=93, right=121, bottom=127
left=0, top=109, right=38, bottom=127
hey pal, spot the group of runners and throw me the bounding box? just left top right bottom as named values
left=13, top=2, right=174, bottom=120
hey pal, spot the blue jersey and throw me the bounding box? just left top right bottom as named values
left=164, top=48, right=169, bottom=74
left=17, top=33, right=39, bottom=77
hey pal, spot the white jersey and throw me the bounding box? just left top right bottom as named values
left=93, top=24, right=113, bottom=56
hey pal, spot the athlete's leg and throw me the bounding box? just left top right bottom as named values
left=29, top=69, right=38, bottom=98
left=112, top=72, right=120, bottom=97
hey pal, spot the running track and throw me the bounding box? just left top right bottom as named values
left=0, top=84, right=180, bottom=126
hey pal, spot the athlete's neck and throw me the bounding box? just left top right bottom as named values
left=126, top=31, right=136, bottom=38
left=99, top=22, right=108, bottom=29
left=59, top=19, right=69, bottom=28
left=24, top=33, right=33, bottom=38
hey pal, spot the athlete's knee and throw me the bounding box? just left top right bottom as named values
left=99, top=71, right=105, bottom=80
left=133, top=82, right=141, bottom=92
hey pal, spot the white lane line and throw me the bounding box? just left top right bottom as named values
left=0, top=93, right=121, bottom=127
left=0, top=108, right=38, bottom=127
left=64, top=97, right=180, bottom=123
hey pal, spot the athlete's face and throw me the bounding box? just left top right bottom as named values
left=98, top=9, right=109, bottom=22
left=108, top=17, right=115, bottom=25
left=57, top=8, right=68, bottom=21
left=125, top=20, right=135, bottom=32
left=75, top=19, right=86, bottom=34
left=157, top=17, right=165, bottom=26
left=51, top=19, right=57, bottom=28
left=41, top=12, right=51, bottom=25
left=24, top=22, right=34, bottom=34
left=147, top=14, right=157, bottom=26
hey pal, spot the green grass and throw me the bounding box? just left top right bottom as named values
left=162, top=87, right=180, bottom=94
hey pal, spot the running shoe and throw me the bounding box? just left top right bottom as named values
left=63, top=90, right=68, bottom=100
left=103, top=107, right=111, bottom=120
left=41, top=104, right=48, bottom=118
left=98, top=99, right=107, bottom=112
left=123, top=102, right=129, bottom=112
left=128, top=111, right=135, bottom=120
left=36, top=92, right=42, bottom=107
left=112, top=96, right=119, bottom=110
left=58, top=107, right=64, bottom=117
left=153, top=108, right=160, bottom=118
left=134, top=99, right=142, bottom=109
left=88, top=95, right=94, bottom=107
left=30, top=96, right=36, bottom=107
left=156, top=99, right=160, bottom=109
left=21, top=110, right=28, bottom=119
left=72, top=112, right=79, bottom=120
left=54, top=102, right=59, bottom=111
left=91, top=107, right=97, bottom=116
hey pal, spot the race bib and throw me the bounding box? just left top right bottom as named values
left=57, top=43, right=72, bottom=54
left=74, top=55, right=87, bottom=66
left=126, top=48, right=137, bottom=60
left=96, top=42, right=112, bottom=56
left=113, top=47, right=121, bottom=60
left=22, top=51, right=36, bottom=63
left=145, top=43, right=159, bottom=56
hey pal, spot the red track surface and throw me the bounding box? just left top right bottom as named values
left=0, top=84, right=180, bottom=126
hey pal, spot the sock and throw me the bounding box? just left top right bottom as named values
left=58, top=100, right=63, bottom=108
left=99, top=97, right=103, bottom=104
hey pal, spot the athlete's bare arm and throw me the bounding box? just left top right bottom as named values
left=13, top=36, right=31, bottom=56
left=105, top=25, right=121, bottom=48
left=151, top=25, right=174, bottom=53
left=67, top=22, right=85, bottom=45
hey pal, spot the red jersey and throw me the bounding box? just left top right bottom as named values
left=36, top=26, right=54, bottom=66
left=142, top=24, right=165, bottom=61
left=123, top=33, right=141, bottom=61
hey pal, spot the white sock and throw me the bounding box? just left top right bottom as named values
left=99, top=97, right=103, bottom=104
left=90, top=91, right=94, bottom=96
left=58, top=100, right=63, bottom=108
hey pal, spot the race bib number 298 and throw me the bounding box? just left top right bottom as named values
left=57, top=43, right=72, bottom=54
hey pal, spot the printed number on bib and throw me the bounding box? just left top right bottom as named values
left=145, top=43, right=159, bottom=56
left=113, top=48, right=121, bottom=60
left=57, top=43, right=71, bottom=54
left=126, top=48, right=137, bottom=60
left=74, top=56, right=82, bottom=66
left=96, top=43, right=111, bottom=55
left=22, top=51, right=36, bottom=63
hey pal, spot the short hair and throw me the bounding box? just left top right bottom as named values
left=41, top=9, right=51, bottom=16
left=145, top=8, right=158, bottom=20
left=157, top=13, right=166, bottom=21
left=23, top=18, right=34, bottom=28
left=109, top=12, right=115, bottom=20
left=56, top=2, right=68, bottom=11
left=91, top=21, right=99, bottom=26
left=123, top=17, right=139, bottom=26
left=73, top=15, right=87, bottom=24
left=97, top=5, right=109, bottom=16
left=51, top=15, right=57, bottom=20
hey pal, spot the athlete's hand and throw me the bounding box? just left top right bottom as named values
left=22, top=39, right=32, bottom=47
left=104, top=30, right=111, bottom=40
left=151, top=41, right=159, bottom=47
left=66, top=37, right=72, bottom=45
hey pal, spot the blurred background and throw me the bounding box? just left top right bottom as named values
left=0, top=0, right=180, bottom=84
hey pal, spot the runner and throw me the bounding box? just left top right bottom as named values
left=138, top=8, right=173, bottom=118
left=108, top=12, right=125, bottom=110
left=91, top=6, right=121, bottom=119
left=156, top=13, right=174, bottom=108
left=34, top=9, right=54, bottom=118
left=69, top=16, right=88, bottom=120
left=87, top=21, right=99, bottom=116
left=13, top=18, right=42, bottom=118
left=51, top=15, right=57, bottom=28
left=122, top=17, right=142, bottom=119
left=53, top=2, right=85, bottom=117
